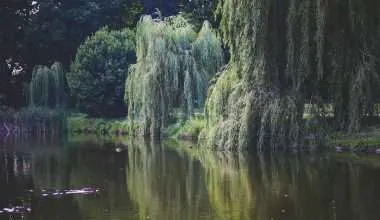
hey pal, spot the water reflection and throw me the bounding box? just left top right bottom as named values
left=126, top=140, right=380, bottom=220
left=198, top=151, right=253, bottom=220
left=0, top=139, right=136, bottom=220
left=0, top=137, right=380, bottom=219
left=126, top=139, right=213, bottom=220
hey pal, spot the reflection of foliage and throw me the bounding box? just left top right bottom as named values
left=29, top=145, right=134, bottom=220
left=165, top=142, right=255, bottom=220
left=4, top=138, right=380, bottom=219
left=126, top=139, right=212, bottom=220
left=200, top=152, right=254, bottom=220
left=167, top=141, right=380, bottom=220
left=67, top=134, right=129, bottom=147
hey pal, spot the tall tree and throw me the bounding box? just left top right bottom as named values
left=1, top=0, right=136, bottom=108
left=201, top=0, right=380, bottom=151
left=126, top=15, right=223, bottom=138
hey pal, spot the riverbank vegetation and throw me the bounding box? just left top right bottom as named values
left=67, top=114, right=130, bottom=135
left=198, top=0, right=380, bottom=151
left=0, top=108, right=66, bottom=139
left=1, top=0, right=380, bottom=152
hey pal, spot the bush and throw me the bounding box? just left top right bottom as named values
left=164, top=113, right=206, bottom=141
left=67, top=27, right=135, bottom=117
left=67, top=115, right=132, bottom=135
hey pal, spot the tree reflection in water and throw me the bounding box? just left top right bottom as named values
left=1, top=138, right=380, bottom=220
left=127, top=139, right=380, bottom=220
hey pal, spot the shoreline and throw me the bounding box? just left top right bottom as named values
left=66, top=116, right=380, bottom=155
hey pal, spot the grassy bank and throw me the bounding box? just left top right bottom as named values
left=67, top=114, right=130, bottom=135
left=161, top=110, right=205, bottom=140
left=327, top=127, right=380, bottom=152
left=67, top=113, right=380, bottom=153
left=67, top=112, right=205, bottom=140
left=163, top=117, right=205, bottom=140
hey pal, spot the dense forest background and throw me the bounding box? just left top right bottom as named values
left=0, top=0, right=215, bottom=109
left=2, top=0, right=380, bottom=151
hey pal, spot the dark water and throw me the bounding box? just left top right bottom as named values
left=1, top=137, right=380, bottom=220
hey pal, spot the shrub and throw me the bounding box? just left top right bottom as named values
left=67, top=27, right=135, bottom=117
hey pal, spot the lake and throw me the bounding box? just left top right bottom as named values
left=0, top=136, right=380, bottom=220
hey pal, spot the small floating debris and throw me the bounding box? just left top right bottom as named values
left=27, top=187, right=100, bottom=198
left=115, top=147, right=123, bottom=153
left=376, top=149, right=380, bottom=155
left=335, top=145, right=349, bottom=153
left=114, top=145, right=128, bottom=153
left=0, top=206, right=31, bottom=215
left=65, top=188, right=100, bottom=195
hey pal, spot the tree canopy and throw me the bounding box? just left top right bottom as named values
left=0, top=0, right=211, bottom=110
left=200, top=0, right=380, bottom=151
left=0, top=0, right=136, bottom=109
left=22, top=0, right=131, bottom=69
left=125, top=15, right=223, bottom=138
left=67, top=27, right=135, bottom=118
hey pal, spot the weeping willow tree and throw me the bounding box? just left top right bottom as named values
left=325, top=0, right=380, bottom=132
left=14, top=62, right=68, bottom=138
left=201, top=0, right=380, bottom=151
left=29, top=62, right=66, bottom=108
left=125, top=15, right=224, bottom=138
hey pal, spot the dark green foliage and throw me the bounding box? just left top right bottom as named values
left=0, top=0, right=37, bottom=108
left=180, top=0, right=219, bottom=29
left=1, top=0, right=134, bottom=109
left=67, top=27, right=135, bottom=117
left=124, top=0, right=145, bottom=28
left=22, top=0, right=131, bottom=68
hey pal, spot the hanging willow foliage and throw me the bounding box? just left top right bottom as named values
left=29, top=62, right=66, bottom=108
left=201, top=0, right=380, bottom=151
left=125, top=15, right=224, bottom=138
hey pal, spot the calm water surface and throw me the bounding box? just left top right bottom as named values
left=0, top=137, right=380, bottom=220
